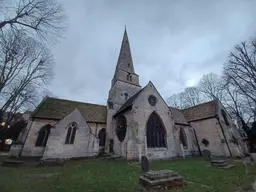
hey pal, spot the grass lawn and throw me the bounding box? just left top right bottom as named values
left=0, top=158, right=255, bottom=192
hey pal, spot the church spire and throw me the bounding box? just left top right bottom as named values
left=115, top=28, right=135, bottom=73
left=112, top=28, right=140, bottom=87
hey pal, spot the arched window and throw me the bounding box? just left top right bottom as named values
left=65, top=122, right=77, bottom=144
left=124, top=93, right=128, bottom=100
left=116, top=115, right=127, bottom=142
left=146, top=112, right=166, bottom=148
left=98, top=128, right=106, bottom=147
left=35, top=124, right=51, bottom=147
left=128, top=63, right=130, bottom=68
left=126, top=74, right=130, bottom=81
left=179, top=127, right=188, bottom=148
left=221, top=109, right=230, bottom=126
left=129, top=75, right=132, bottom=82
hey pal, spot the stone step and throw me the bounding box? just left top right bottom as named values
left=211, top=159, right=228, bottom=167
left=1, top=159, right=23, bottom=167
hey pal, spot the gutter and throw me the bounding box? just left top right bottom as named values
left=216, top=116, right=232, bottom=157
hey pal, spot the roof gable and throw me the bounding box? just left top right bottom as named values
left=169, top=107, right=189, bottom=125
left=114, top=87, right=145, bottom=117
left=32, top=97, right=107, bottom=123
left=114, top=81, right=170, bottom=117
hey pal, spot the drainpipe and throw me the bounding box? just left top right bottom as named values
left=216, top=116, right=232, bottom=157
left=191, top=126, right=202, bottom=156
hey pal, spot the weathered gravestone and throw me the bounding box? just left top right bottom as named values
left=202, top=149, right=212, bottom=161
left=139, top=156, right=184, bottom=191
left=139, top=170, right=184, bottom=191
left=141, top=156, right=149, bottom=173
left=250, top=153, right=256, bottom=166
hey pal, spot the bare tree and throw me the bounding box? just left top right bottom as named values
left=167, top=92, right=187, bottom=109
left=0, top=29, right=54, bottom=124
left=183, top=87, right=201, bottom=108
left=198, top=73, right=223, bottom=101
left=0, top=0, right=66, bottom=44
left=167, top=87, right=201, bottom=109
left=224, top=40, right=256, bottom=105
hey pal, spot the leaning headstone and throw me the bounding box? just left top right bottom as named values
left=141, top=156, right=149, bottom=173
left=202, top=149, right=212, bottom=161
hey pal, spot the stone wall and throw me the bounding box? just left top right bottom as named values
left=106, top=78, right=141, bottom=154
left=173, top=124, right=199, bottom=157
left=9, top=144, right=23, bottom=157
left=42, top=109, right=101, bottom=159
left=21, top=119, right=57, bottom=157
left=191, top=118, right=230, bottom=156
left=216, top=102, right=243, bottom=157
left=130, top=82, right=176, bottom=160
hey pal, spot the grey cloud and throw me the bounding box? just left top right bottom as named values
left=48, top=0, right=256, bottom=104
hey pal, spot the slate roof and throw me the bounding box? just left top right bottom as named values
left=32, top=97, right=107, bottom=123
left=169, top=107, right=189, bottom=125
left=182, top=100, right=218, bottom=122
left=114, top=87, right=145, bottom=117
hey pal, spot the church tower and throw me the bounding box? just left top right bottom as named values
left=108, top=28, right=141, bottom=110
left=106, top=28, right=141, bottom=152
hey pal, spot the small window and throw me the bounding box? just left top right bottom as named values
left=148, top=95, right=157, bottom=106
left=126, top=74, right=129, bottom=81
left=201, top=138, right=209, bottom=146
left=128, top=63, right=130, bottom=67
left=65, top=122, right=77, bottom=144
left=221, top=109, right=230, bottom=126
left=124, top=93, right=128, bottom=100
left=108, top=101, right=113, bottom=109
left=129, top=75, right=132, bottom=81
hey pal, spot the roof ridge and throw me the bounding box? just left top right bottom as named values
left=182, top=99, right=218, bottom=111
left=47, top=97, right=106, bottom=107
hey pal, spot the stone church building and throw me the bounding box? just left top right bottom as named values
left=10, top=29, right=245, bottom=160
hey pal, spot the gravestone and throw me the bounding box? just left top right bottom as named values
left=139, top=156, right=184, bottom=191
left=250, top=153, right=256, bottom=165
left=202, top=149, right=212, bottom=161
left=141, top=156, right=149, bottom=173
left=139, top=170, right=184, bottom=191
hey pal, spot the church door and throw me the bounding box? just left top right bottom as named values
left=98, top=128, right=106, bottom=154
left=109, top=139, right=114, bottom=153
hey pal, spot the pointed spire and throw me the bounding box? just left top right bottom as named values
left=115, top=28, right=135, bottom=74
left=111, top=28, right=140, bottom=87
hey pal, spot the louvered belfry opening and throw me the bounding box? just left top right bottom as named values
left=146, top=112, right=167, bottom=148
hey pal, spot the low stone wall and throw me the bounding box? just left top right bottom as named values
left=9, top=144, right=23, bottom=157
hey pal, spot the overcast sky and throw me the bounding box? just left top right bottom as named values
left=49, top=0, right=256, bottom=105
